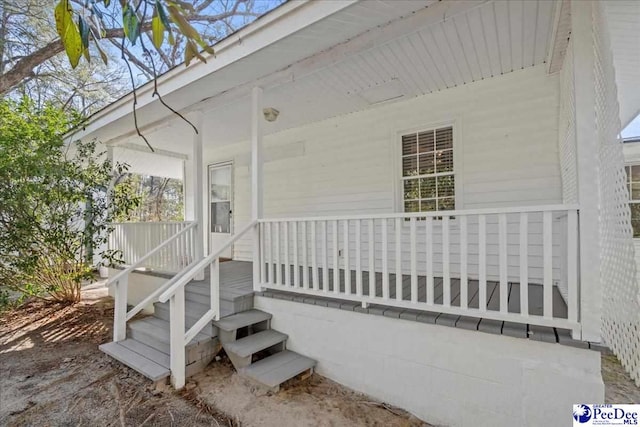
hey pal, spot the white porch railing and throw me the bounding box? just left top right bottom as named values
left=258, top=205, right=580, bottom=334
left=107, top=222, right=199, bottom=343
left=109, top=222, right=196, bottom=273
left=158, top=220, right=257, bottom=389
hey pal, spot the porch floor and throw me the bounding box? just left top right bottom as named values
left=213, top=261, right=594, bottom=349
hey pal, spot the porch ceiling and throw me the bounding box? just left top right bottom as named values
left=78, top=0, right=560, bottom=153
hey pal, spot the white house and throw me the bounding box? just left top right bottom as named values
left=68, top=1, right=640, bottom=426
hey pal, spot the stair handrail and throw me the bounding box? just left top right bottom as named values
left=158, top=220, right=257, bottom=303
left=158, top=220, right=257, bottom=390
left=125, top=257, right=203, bottom=322
left=107, top=221, right=197, bottom=286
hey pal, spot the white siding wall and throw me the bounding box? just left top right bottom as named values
left=203, top=65, right=562, bottom=282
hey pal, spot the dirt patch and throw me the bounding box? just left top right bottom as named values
left=188, top=358, right=427, bottom=427
left=602, top=354, right=640, bottom=403
left=0, top=283, right=229, bottom=426
left=0, top=283, right=428, bottom=426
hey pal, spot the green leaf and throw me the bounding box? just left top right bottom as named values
left=122, top=5, right=140, bottom=45
left=78, top=17, right=90, bottom=61
left=78, top=16, right=90, bottom=49
left=103, top=0, right=110, bottom=7
left=54, top=0, right=83, bottom=68
left=156, top=1, right=171, bottom=28
left=151, top=15, right=164, bottom=49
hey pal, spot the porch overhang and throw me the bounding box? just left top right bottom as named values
left=68, top=0, right=563, bottom=154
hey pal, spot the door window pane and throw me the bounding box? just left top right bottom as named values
left=211, top=201, right=230, bottom=233
left=210, top=167, right=231, bottom=202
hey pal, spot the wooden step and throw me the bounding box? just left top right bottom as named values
left=224, top=330, right=287, bottom=358
left=119, top=338, right=170, bottom=368
left=239, top=350, right=315, bottom=389
left=100, top=341, right=170, bottom=381
left=213, top=309, right=272, bottom=332
left=153, top=300, right=216, bottom=335
left=128, top=317, right=212, bottom=355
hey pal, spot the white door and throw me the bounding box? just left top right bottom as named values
left=208, top=162, right=233, bottom=259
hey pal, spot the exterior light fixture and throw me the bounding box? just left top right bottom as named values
left=263, top=107, right=280, bottom=122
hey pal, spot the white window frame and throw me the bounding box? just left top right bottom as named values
left=392, top=120, right=463, bottom=213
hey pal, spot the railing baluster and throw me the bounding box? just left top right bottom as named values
left=459, top=216, right=468, bottom=309
left=260, top=222, right=266, bottom=284
left=442, top=216, right=450, bottom=307
left=395, top=217, right=402, bottom=301
left=267, top=222, right=273, bottom=284
left=519, top=213, right=529, bottom=316
left=499, top=213, right=508, bottom=313
left=382, top=218, right=389, bottom=300
left=543, top=211, right=553, bottom=318
left=322, top=221, right=329, bottom=292
left=368, top=219, right=375, bottom=298
left=333, top=220, right=339, bottom=293
left=302, top=221, right=309, bottom=289
left=344, top=220, right=351, bottom=295
left=211, top=258, right=220, bottom=320
left=312, top=221, right=319, bottom=290
left=293, top=222, right=299, bottom=287
left=275, top=222, right=281, bottom=285
left=426, top=217, right=434, bottom=305
left=567, top=209, right=578, bottom=333
left=410, top=217, right=417, bottom=303
left=479, top=214, right=487, bottom=312
left=355, top=220, right=362, bottom=298
left=284, top=222, right=290, bottom=286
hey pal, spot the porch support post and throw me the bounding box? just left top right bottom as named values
left=251, top=87, right=264, bottom=291
left=192, top=112, right=205, bottom=280
left=571, top=0, right=602, bottom=342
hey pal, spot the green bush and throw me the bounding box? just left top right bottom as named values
left=0, top=98, right=138, bottom=303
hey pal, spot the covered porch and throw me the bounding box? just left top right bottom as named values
left=74, top=0, right=639, bottom=404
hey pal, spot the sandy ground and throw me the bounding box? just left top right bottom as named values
left=0, top=283, right=428, bottom=426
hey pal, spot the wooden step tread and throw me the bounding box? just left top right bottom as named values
left=213, top=309, right=271, bottom=332
left=128, top=317, right=211, bottom=345
left=239, top=350, right=315, bottom=388
left=224, top=330, right=287, bottom=358
left=154, top=300, right=209, bottom=318
left=119, top=338, right=170, bottom=368
left=100, top=341, right=170, bottom=381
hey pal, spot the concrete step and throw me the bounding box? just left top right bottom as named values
left=128, top=317, right=213, bottom=356
left=224, top=330, right=288, bottom=358
left=213, top=309, right=272, bottom=332
left=100, top=340, right=170, bottom=381
left=239, top=350, right=315, bottom=389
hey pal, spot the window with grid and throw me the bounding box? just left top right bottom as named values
left=401, top=126, right=454, bottom=212
left=626, top=164, right=640, bottom=237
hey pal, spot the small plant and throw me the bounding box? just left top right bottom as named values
left=0, top=98, right=139, bottom=303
